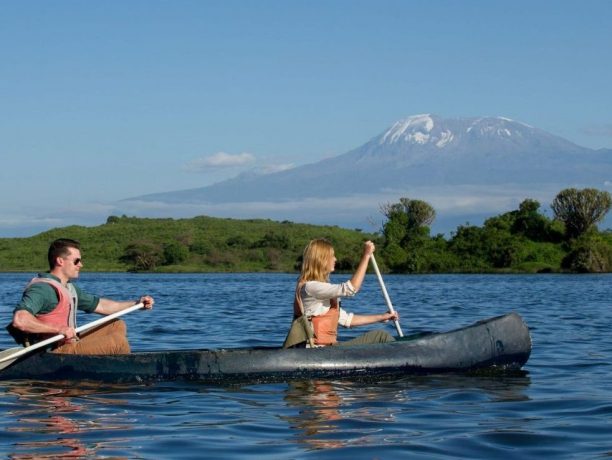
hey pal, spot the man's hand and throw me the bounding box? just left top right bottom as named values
left=58, top=325, right=77, bottom=339
left=139, top=295, right=155, bottom=310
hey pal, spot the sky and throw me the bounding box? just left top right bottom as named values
left=1, top=0, right=611, bottom=236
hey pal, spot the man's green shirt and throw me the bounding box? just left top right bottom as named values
left=14, top=273, right=100, bottom=316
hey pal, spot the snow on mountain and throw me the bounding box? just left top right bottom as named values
left=348, top=114, right=584, bottom=162
left=381, top=114, right=436, bottom=144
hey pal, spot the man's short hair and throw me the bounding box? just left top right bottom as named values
left=48, top=238, right=81, bottom=269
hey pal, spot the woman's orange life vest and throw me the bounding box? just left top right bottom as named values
left=311, top=299, right=340, bottom=346
left=26, top=277, right=77, bottom=343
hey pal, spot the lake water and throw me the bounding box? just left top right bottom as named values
left=0, top=272, right=611, bottom=459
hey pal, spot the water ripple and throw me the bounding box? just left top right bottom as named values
left=1, top=273, right=612, bottom=458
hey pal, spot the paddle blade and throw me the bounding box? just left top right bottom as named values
left=0, top=347, right=26, bottom=371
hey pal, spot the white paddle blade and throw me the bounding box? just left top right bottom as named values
left=0, top=347, right=25, bottom=370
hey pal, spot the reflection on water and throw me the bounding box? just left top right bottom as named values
left=284, top=380, right=349, bottom=449
left=1, top=373, right=531, bottom=457
left=282, top=373, right=531, bottom=451
left=3, top=382, right=133, bottom=459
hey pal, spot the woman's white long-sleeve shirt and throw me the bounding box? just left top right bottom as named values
left=301, top=280, right=356, bottom=328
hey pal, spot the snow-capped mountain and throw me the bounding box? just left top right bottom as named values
left=355, top=114, right=584, bottom=161
left=121, top=115, right=612, bottom=232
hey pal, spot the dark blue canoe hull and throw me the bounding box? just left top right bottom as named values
left=0, top=312, right=531, bottom=383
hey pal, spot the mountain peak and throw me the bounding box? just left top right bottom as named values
left=381, top=114, right=436, bottom=145
left=465, top=116, right=533, bottom=138
left=375, top=115, right=570, bottom=153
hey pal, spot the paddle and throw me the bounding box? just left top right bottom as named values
left=370, top=255, right=404, bottom=337
left=0, top=302, right=145, bottom=371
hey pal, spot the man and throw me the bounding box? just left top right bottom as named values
left=10, top=238, right=154, bottom=354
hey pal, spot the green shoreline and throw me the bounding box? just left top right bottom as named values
left=1, top=208, right=611, bottom=274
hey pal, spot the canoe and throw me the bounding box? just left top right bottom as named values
left=0, top=312, right=531, bottom=383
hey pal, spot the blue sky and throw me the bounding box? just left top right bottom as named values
left=1, top=0, right=611, bottom=236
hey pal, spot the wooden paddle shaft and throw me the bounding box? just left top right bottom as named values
left=370, top=255, right=404, bottom=337
left=0, top=303, right=145, bottom=367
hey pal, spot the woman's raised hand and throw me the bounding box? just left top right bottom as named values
left=363, top=240, right=375, bottom=257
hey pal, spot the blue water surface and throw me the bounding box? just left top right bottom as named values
left=0, top=272, right=611, bottom=459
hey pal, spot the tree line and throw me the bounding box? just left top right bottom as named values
left=380, top=187, right=612, bottom=273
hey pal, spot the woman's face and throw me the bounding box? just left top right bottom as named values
left=327, top=249, right=337, bottom=273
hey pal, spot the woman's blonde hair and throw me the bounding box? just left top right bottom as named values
left=299, top=238, right=334, bottom=283
left=293, top=239, right=335, bottom=317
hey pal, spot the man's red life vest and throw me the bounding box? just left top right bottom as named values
left=311, top=299, right=340, bottom=346
left=26, top=277, right=77, bottom=343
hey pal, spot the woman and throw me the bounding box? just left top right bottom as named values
left=289, top=238, right=398, bottom=347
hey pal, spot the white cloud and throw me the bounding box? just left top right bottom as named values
left=183, top=152, right=256, bottom=173
left=0, top=215, right=63, bottom=228
left=114, top=184, right=550, bottom=231
left=258, top=163, right=295, bottom=174
left=584, top=124, right=612, bottom=137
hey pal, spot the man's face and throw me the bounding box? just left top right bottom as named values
left=60, top=247, right=82, bottom=280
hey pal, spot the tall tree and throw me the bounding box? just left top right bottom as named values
left=380, top=198, right=436, bottom=272
left=551, top=188, right=612, bottom=239
left=381, top=198, right=436, bottom=237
